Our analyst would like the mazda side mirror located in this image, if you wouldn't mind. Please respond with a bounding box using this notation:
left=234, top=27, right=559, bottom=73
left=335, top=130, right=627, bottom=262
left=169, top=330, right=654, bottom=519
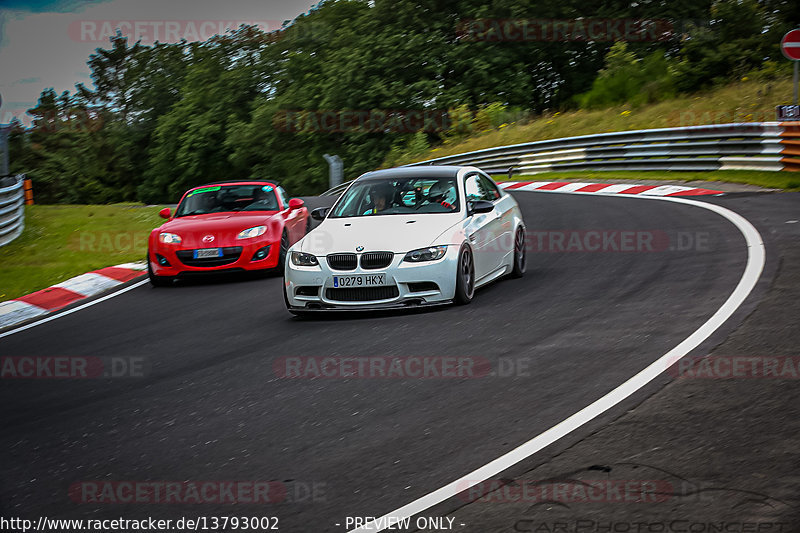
left=289, top=198, right=305, bottom=210
left=311, top=207, right=329, bottom=221
left=159, top=207, right=171, bottom=219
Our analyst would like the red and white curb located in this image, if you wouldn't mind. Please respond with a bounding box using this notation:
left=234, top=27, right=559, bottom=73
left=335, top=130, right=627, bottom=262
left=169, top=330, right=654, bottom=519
left=0, top=262, right=146, bottom=328
left=500, top=181, right=724, bottom=196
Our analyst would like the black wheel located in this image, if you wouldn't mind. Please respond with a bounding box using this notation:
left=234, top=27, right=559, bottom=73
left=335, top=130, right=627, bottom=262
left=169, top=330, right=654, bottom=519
left=454, top=245, right=475, bottom=305
left=147, top=256, right=172, bottom=287
left=275, top=230, right=289, bottom=274
left=510, top=226, right=526, bottom=278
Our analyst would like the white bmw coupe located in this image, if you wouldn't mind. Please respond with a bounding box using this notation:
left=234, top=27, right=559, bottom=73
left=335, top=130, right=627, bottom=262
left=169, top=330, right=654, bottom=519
left=283, top=166, right=526, bottom=314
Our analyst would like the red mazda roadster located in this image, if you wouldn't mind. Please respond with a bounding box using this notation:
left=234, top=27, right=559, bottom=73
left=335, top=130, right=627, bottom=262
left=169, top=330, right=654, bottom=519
left=147, top=180, right=310, bottom=286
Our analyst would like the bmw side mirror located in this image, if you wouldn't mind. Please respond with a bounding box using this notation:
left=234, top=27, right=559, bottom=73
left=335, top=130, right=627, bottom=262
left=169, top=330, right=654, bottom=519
left=469, top=200, right=494, bottom=215
left=159, top=207, right=171, bottom=219
left=311, top=207, right=329, bottom=221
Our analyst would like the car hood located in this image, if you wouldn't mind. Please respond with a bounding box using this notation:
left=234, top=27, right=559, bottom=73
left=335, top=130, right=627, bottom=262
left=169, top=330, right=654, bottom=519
left=298, top=213, right=464, bottom=255
left=159, top=212, right=278, bottom=245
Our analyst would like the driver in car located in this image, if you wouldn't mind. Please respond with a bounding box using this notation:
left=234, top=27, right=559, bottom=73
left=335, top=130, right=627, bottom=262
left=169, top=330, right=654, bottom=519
left=363, top=182, right=394, bottom=215
left=201, top=191, right=221, bottom=213
left=247, top=186, right=278, bottom=211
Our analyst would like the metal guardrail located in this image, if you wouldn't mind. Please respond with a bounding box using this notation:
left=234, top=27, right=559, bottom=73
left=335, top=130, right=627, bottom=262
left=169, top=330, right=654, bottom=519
left=322, top=180, right=353, bottom=197
left=321, top=123, right=800, bottom=196
left=0, top=174, right=26, bottom=248
left=404, top=122, right=800, bottom=175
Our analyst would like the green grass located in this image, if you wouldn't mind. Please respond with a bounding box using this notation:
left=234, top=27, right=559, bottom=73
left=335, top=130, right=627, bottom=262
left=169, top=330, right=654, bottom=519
left=500, top=170, right=800, bottom=190
left=392, top=76, right=796, bottom=174
left=0, top=204, right=165, bottom=301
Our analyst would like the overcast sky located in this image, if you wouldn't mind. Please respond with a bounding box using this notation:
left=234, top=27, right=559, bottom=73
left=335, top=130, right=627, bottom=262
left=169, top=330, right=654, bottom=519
left=0, top=0, right=318, bottom=125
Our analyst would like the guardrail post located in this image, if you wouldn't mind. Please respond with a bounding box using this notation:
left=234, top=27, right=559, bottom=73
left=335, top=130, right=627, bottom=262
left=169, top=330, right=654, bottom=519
left=323, top=154, right=343, bottom=189
left=0, top=174, right=26, bottom=247
left=24, top=178, right=33, bottom=205
left=507, top=165, right=517, bottom=180
left=0, top=125, right=10, bottom=176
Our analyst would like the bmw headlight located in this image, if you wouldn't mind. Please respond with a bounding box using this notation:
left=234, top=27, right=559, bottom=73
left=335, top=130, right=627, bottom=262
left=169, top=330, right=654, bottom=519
left=403, top=245, right=447, bottom=262
left=291, top=251, right=319, bottom=266
left=158, top=232, right=182, bottom=244
left=237, top=226, right=267, bottom=239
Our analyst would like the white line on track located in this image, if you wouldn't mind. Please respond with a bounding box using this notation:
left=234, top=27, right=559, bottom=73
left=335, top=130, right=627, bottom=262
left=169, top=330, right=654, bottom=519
left=348, top=193, right=766, bottom=533
left=0, top=279, right=149, bottom=340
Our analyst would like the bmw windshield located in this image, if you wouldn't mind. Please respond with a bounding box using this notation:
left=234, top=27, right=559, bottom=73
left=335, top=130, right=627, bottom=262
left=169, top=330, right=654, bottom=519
left=329, top=177, right=460, bottom=218
left=175, top=184, right=280, bottom=217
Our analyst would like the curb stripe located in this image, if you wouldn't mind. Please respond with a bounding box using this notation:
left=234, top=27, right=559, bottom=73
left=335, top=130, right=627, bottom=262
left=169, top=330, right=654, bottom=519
left=0, top=262, right=147, bottom=329
left=0, top=300, right=48, bottom=325
left=94, top=266, right=145, bottom=282
left=16, top=287, right=85, bottom=311
left=665, top=187, right=724, bottom=197
left=500, top=181, right=724, bottom=196
left=534, top=182, right=573, bottom=190
left=575, top=183, right=612, bottom=193
left=618, top=185, right=659, bottom=195
left=54, top=273, right=122, bottom=296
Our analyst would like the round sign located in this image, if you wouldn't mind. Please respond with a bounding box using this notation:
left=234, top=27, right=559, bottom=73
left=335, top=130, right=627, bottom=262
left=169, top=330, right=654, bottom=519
left=781, top=29, right=800, bottom=61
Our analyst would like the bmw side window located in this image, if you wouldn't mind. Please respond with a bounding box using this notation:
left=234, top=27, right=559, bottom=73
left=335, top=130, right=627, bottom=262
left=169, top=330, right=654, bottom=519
left=464, top=175, right=483, bottom=203
left=479, top=175, right=501, bottom=201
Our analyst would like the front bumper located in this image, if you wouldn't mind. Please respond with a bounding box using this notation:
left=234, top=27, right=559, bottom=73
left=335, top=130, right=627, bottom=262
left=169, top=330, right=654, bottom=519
left=284, top=247, right=459, bottom=311
left=150, top=238, right=278, bottom=276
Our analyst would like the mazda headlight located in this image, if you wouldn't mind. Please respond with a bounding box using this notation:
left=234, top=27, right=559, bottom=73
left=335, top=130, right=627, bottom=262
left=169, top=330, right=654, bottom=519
left=237, top=226, right=267, bottom=239
left=403, top=245, right=447, bottom=262
left=158, top=232, right=182, bottom=244
left=291, top=251, right=319, bottom=266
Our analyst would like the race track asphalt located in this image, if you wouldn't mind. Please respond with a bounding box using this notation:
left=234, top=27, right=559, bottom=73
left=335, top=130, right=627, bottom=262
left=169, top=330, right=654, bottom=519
left=0, top=191, right=758, bottom=532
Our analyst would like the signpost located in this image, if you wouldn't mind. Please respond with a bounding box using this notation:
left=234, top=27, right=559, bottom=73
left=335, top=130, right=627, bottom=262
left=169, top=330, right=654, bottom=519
left=781, top=29, right=800, bottom=107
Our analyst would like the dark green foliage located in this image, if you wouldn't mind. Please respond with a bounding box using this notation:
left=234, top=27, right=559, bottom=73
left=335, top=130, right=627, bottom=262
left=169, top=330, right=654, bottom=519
left=576, top=42, right=675, bottom=108
left=8, top=0, right=797, bottom=203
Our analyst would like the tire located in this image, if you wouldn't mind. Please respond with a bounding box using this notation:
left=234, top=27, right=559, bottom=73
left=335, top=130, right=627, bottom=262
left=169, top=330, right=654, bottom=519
left=147, top=257, right=173, bottom=287
left=454, top=245, right=475, bottom=305
left=305, top=215, right=312, bottom=235
left=510, top=226, right=526, bottom=278
left=275, top=230, right=289, bottom=275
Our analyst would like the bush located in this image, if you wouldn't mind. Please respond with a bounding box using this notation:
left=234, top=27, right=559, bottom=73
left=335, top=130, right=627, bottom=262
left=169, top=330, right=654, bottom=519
left=576, top=42, right=675, bottom=109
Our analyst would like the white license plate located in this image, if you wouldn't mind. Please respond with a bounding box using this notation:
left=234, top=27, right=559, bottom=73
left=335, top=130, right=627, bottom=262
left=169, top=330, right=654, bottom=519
left=194, top=248, right=222, bottom=259
left=333, top=274, right=388, bottom=287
